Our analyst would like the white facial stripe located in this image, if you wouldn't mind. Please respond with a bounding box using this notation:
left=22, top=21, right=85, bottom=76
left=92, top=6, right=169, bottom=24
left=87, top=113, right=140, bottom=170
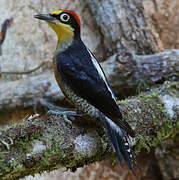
left=88, top=49, right=117, bottom=103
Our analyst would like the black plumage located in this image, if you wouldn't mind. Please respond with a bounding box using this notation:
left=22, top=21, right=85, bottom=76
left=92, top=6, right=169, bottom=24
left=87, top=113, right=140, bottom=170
left=56, top=37, right=135, bottom=137
left=55, top=37, right=137, bottom=172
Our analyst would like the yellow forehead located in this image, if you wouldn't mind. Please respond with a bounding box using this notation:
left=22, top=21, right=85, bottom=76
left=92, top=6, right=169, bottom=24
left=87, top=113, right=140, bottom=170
left=50, top=10, right=62, bottom=15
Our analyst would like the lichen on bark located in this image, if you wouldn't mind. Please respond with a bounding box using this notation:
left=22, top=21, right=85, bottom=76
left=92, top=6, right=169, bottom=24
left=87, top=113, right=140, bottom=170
left=0, top=82, right=178, bottom=180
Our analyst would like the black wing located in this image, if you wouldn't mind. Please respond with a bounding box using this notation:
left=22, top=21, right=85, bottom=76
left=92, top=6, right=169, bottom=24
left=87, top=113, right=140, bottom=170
left=56, top=40, right=135, bottom=137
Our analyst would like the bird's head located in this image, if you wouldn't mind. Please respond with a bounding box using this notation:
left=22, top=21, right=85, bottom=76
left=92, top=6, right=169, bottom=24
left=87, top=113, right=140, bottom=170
left=34, top=10, right=81, bottom=45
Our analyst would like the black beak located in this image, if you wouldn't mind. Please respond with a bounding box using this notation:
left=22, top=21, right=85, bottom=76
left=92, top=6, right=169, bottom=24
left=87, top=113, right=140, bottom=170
left=34, top=14, right=56, bottom=22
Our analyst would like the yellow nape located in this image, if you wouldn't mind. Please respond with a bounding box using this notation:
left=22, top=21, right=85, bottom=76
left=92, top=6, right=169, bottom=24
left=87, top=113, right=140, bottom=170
left=47, top=21, right=74, bottom=46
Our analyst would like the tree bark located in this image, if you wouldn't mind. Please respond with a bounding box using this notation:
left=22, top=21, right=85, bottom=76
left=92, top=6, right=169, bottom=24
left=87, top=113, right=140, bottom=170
left=86, top=0, right=162, bottom=55
left=0, top=81, right=178, bottom=180
left=103, top=49, right=179, bottom=97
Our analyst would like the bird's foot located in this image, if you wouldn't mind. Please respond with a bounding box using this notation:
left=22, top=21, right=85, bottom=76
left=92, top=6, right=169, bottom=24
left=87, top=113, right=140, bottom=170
left=47, top=110, right=82, bottom=126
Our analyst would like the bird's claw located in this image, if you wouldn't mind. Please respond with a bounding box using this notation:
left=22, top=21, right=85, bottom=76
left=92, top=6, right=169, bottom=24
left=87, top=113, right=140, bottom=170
left=46, top=110, right=79, bottom=126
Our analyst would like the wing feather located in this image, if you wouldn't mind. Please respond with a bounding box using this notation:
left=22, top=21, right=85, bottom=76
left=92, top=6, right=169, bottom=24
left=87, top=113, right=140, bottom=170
left=56, top=41, right=135, bottom=137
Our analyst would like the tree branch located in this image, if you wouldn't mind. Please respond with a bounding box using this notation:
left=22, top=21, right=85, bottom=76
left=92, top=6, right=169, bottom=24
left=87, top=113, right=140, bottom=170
left=0, top=62, right=47, bottom=75
left=102, top=49, right=179, bottom=97
left=0, top=18, right=13, bottom=56
left=0, top=81, right=178, bottom=180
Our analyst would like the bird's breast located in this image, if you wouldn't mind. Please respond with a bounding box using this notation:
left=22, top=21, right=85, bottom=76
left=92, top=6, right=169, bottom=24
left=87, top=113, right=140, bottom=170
left=53, top=56, right=69, bottom=98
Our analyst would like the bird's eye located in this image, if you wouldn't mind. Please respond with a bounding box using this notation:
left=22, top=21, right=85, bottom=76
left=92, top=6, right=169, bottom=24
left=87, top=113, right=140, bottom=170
left=60, top=13, right=70, bottom=22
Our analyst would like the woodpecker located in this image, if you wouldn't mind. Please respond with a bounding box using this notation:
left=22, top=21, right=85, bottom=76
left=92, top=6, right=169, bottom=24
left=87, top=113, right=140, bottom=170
left=34, top=10, right=137, bottom=173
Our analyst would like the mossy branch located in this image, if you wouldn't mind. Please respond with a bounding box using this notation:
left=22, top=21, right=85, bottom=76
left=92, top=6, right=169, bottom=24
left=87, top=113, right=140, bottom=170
left=0, top=81, right=178, bottom=180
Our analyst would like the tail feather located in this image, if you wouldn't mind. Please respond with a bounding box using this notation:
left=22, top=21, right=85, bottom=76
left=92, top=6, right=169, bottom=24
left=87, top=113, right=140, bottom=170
left=124, top=135, right=138, bottom=165
left=116, top=132, right=135, bottom=173
left=105, top=116, right=136, bottom=174
left=108, top=124, right=123, bottom=165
